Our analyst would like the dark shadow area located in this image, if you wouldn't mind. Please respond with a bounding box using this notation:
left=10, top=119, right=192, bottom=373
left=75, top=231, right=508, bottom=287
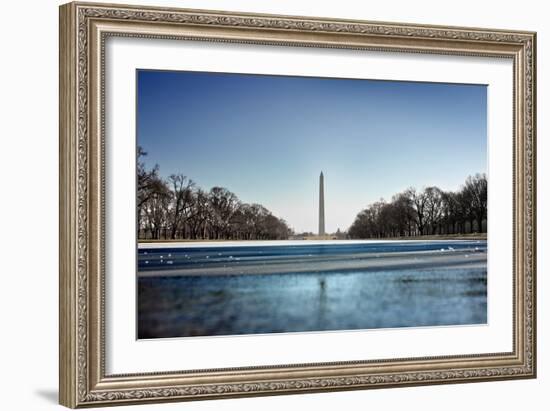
left=35, top=389, right=58, bottom=404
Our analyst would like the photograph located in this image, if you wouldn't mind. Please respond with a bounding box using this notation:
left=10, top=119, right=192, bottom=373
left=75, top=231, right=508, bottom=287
left=56, top=2, right=537, bottom=407
left=136, top=70, right=488, bottom=339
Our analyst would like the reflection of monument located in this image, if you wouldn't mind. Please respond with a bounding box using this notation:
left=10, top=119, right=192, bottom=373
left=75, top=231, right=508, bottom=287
left=319, top=171, right=325, bottom=236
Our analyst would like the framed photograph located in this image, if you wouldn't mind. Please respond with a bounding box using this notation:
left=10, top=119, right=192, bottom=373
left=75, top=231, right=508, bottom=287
left=59, top=2, right=537, bottom=408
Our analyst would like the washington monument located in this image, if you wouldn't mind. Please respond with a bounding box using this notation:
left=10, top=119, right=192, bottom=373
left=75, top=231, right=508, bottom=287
left=318, top=171, right=325, bottom=236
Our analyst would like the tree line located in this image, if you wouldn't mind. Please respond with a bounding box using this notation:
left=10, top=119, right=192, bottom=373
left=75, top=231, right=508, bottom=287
left=348, top=173, right=487, bottom=239
left=137, top=147, right=292, bottom=240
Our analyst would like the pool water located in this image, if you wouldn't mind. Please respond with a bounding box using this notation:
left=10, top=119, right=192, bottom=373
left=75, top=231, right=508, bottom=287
left=137, top=241, right=487, bottom=339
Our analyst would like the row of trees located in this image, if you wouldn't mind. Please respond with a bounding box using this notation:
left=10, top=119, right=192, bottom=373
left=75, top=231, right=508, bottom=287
left=137, top=147, right=292, bottom=240
left=348, top=174, right=487, bottom=239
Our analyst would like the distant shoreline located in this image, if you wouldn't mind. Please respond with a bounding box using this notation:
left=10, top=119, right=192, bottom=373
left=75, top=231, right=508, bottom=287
left=138, top=233, right=487, bottom=244
left=357, top=233, right=487, bottom=241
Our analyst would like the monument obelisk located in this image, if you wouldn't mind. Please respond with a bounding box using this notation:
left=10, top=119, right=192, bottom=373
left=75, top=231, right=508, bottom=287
left=318, top=171, right=325, bottom=236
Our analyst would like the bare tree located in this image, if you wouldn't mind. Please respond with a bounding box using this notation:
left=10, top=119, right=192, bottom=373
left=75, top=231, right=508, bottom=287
left=137, top=146, right=166, bottom=232
left=348, top=201, right=387, bottom=238
left=392, top=192, right=416, bottom=236
left=186, top=189, right=210, bottom=239
left=441, top=191, right=459, bottom=234
left=348, top=173, right=487, bottom=239
left=208, top=187, right=240, bottom=239
left=424, top=186, right=444, bottom=235
left=406, top=188, right=427, bottom=235
left=167, top=174, right=195, bottom=239
left=142, top=183, right=171, bottom=239
left=463, top=173, right=487, bottom=233
left=137, top=148, right=292, bottom=241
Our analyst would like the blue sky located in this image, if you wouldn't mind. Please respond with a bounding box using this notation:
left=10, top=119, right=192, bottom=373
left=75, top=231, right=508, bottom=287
left=137, top=70, right=487, bottom=233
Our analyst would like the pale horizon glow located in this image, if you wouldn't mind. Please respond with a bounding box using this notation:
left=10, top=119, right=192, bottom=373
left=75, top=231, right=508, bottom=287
left=137, top=70, right=487, bottom=233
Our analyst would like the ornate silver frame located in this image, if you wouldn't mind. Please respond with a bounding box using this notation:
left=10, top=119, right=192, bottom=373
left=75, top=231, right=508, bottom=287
left=59, top=2, right=536, bottom=408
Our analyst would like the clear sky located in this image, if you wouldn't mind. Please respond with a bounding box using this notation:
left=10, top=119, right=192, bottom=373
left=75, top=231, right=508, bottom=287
left=137, top=70, right=487, bottom=234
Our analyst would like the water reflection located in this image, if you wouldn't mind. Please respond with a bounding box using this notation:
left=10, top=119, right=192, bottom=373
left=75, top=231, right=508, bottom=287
left=138, top=265, right=487, bottom=339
